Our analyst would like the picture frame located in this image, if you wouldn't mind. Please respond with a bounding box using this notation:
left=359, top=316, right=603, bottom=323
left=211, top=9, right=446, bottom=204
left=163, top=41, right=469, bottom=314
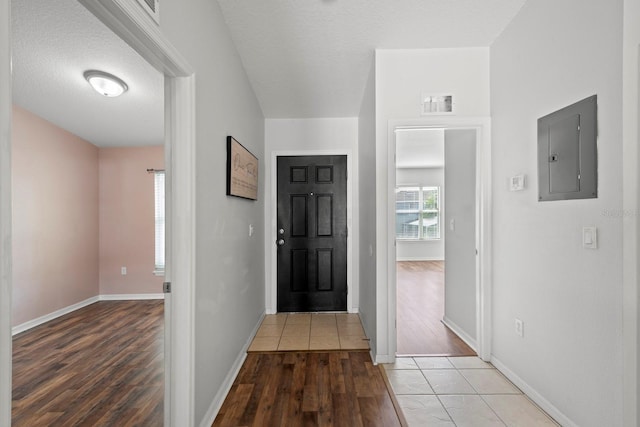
left=226, top=136, right=259, bottom=200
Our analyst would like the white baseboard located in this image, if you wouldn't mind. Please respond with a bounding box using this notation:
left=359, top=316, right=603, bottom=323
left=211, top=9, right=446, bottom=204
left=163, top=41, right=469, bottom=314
left=491, top=356, right=576, bottom=427
left=99, top=293, right=165, bottom=301
left=442, top=316, right=477, bottom=352
left=199, top=311, right=266, bottom=427
left=12, top=293, right=165, bottom=335
left=12, top=296, right=99, bottom=336
left=396, top=257, right=444, bottom=262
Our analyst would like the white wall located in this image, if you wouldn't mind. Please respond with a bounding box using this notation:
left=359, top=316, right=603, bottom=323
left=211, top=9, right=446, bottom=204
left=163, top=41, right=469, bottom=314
left=358, top=61, right=377, bottom=356
left=375, top=47, right=490, bottom=361
left=490, top=1, right=623, bottom=426
left=622, top=1, right=640, bottom=425
left=160, top=1, right=265, bottom=423
left=264, top=118, right=359, bottom=313
left=396, top=167, right=445, bottom=261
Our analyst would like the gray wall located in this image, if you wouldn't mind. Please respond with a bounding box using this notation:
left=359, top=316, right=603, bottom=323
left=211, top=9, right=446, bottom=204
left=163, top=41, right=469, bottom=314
left=357, top=60, right=377, bottom=356
left=443, top=129, right=476, bottom=342
left=161, top=0, right=265, bottom=423
left=491, top=0, right=623, bottom=425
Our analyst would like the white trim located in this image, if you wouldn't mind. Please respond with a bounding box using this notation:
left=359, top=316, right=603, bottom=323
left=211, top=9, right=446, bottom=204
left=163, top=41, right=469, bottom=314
left=99, top=293, right=165, bottom=301
left=441, top=316, right=477, bottom=352
left=396, top=257, right=444, bottom=262
left=198, top=312, right=265, bottom=427
left=78, top=2, right=196, bottom=426
left=268, top=150, right=355, bottom=314
left=0, top=0, right=11, bottom=423
left=386, top=117, right=492, bottom=363
left=11, top=295, right=166, bottom=336
left=12, top=297, right=99, bottom=336
left=491, top=357, right=576, bottom=427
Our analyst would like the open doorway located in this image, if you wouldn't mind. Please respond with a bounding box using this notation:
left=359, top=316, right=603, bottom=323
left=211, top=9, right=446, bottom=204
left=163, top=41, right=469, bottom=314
left=394, top=127, right=480, bottom=357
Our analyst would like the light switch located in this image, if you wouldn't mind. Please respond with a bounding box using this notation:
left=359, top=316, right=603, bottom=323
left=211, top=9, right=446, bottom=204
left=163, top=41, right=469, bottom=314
left=583, top=227, right=597, bottom=249
left=249, top=224, right=254, bottom=237
left=509, top=175, right=525, bottom=191
left=449, top=218, right=455, bottom=231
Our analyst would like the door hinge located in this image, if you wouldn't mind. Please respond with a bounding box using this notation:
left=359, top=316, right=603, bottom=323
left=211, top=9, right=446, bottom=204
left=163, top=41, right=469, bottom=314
left=163, top=282, right=172, bottom=293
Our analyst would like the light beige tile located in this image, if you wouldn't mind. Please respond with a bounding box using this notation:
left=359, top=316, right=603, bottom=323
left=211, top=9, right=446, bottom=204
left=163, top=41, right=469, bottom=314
left=261, top=314, right=287, bottom=325
left=285, top=313, right=311, bottom=325
left=482, top=395, right=560, bottom=426
left=422, top=370, right=476, bottom=395
left=248, top=337, right=280, bottom=352
left=439, top=395, right=506, bottom=426
left=396, top=395, right=454, bottom=426
left=383, top=358, right=419, bottom=370
left=281, top=323, right=310, bottom=337
left=339, top=336, right=370, bottom=350
left=448, top=356, right=493, bottom=369
left=385, top=370, right=434, bottom=395
left=309, top=335, right=340, bottom=350
left=414, top=357, right=455, bottom=370
left=459, top=369, right=521, bottom=394
left=310, top=324, right=338, bottom=337
left=336, top=313, right=361, bottom=324
left=311, top=314, right=337, bottom=326
left=338, top=322, right=365, bottom=336
left=278, top=336, right=309, bottom=351
left=255, top=323, right=285, bottom=337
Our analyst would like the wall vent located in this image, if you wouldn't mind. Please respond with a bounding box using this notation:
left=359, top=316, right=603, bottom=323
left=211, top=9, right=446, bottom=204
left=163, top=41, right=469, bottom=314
left=136, top=0, right=159, bottom=24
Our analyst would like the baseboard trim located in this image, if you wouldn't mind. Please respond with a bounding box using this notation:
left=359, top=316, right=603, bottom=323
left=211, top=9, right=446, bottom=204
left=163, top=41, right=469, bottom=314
left=12, top=296, right=99, bottom=336
left=396, top=257, right=444, bottom=262
left=12, top=294, right=165, bottom=336
left=99, top=293, right=165, bottom=301
left=442, top=316, right=477, bottom=352
left=199, top=311, right=266, bottom=427
left=491, top=356, right=576, bottom=427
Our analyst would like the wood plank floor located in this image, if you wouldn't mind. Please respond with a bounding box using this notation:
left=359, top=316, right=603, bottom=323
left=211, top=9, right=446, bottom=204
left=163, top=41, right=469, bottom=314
left=12, top=300, right=164, bottom=427
left=213, top=351, right=401, bottom=427
left=397, top=261, right=476, bottom=356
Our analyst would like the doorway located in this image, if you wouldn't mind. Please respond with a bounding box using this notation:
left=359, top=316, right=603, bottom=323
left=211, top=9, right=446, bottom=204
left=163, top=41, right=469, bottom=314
left=276, top=155, right=348, bottom=312
left=395, top=128, right=477, bottom=356
left=387, top=118, right=492, bottom=362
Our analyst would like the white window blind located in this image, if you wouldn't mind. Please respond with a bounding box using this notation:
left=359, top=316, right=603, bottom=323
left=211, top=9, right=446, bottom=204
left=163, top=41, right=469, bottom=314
left=395, top=186, right=441, bottom=240
left=154, top=171, right=165, bottom=275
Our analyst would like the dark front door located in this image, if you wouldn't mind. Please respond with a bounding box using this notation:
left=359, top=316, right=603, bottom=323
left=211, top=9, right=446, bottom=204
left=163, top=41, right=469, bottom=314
left=277, top=155, right=347, bottom=312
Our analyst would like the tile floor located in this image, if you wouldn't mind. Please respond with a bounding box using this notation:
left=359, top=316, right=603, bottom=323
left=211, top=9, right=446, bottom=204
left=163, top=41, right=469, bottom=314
left=383, top=356, right=559, bottom=427
left=247, top=312, right=370, bottom=352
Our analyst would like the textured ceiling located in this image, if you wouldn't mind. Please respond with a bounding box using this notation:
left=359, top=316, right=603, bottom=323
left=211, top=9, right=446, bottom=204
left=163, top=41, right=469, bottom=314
left=216, top=0, right=527, bottom=118
left=12, top=0, right=164, bottom=147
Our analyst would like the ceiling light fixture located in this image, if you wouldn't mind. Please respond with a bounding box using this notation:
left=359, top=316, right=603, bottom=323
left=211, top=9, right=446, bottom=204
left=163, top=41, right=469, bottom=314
left=83, top=70, right=128, bottom=97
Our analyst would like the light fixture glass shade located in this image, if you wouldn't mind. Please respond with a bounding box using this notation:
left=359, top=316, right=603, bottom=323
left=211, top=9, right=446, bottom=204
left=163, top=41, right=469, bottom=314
left=84, top=70, right=128, bottom=97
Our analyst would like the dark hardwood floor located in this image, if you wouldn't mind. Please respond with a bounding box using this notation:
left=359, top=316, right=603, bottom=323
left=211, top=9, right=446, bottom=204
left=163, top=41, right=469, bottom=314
left=12, top=300, right=164, bottom=427
left=213, top=351, right=401, bottom=427
left=397, top=260, right=476, bottom=356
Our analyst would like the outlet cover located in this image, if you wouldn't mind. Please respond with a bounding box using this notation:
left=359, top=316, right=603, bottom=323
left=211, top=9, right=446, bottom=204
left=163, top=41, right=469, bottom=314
left=515, top=318, right=524, bottom=337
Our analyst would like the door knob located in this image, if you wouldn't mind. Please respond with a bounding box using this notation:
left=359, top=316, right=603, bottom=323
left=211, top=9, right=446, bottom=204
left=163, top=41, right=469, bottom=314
left=277, top=239, right=285, bottom=246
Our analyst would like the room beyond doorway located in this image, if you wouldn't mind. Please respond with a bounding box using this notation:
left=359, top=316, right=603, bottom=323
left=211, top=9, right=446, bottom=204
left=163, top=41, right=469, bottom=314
left=396, top=261, right=475, bottom=356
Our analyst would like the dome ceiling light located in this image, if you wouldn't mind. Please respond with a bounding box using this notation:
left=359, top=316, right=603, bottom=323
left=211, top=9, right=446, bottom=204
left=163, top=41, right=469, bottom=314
left=84, top=70, right=128, bottom=97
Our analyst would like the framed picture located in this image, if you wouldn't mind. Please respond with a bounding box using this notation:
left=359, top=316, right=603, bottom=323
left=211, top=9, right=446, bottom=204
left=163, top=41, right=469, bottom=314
left=226, top=136, right=258, bottom=200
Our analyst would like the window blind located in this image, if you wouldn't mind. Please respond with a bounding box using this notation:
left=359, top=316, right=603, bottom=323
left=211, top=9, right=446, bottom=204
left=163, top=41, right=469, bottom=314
left=154, top=171, right=165, bottom=274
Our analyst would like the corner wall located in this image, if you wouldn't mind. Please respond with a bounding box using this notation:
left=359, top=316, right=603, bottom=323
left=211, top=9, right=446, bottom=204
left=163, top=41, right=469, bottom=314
left=159, top=1, right=265, bottom=423
left=11, top=105, right=99, bottom=326
left=490, top=1, right=623, bottom=425
left=98, top=146, right=164, bottom=295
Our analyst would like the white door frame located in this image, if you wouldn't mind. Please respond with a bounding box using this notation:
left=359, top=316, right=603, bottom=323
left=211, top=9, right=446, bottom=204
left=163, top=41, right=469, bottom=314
left=0, top=0, right=197, bottom=425
left=268, top=150, right=355, bottom=314
left=387, top=117, right=492, bottom=361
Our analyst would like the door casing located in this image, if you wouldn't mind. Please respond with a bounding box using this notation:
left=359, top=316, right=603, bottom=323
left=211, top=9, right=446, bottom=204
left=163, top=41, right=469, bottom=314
left=269, top=150, right=355, bottom=314
left=386, top=117, right=492, bottom=363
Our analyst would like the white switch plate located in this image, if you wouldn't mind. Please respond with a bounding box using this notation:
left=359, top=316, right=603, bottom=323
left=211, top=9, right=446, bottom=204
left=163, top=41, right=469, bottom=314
left=515, top=318, right=524, bottom=337
left=249, top=224, right=254, bottom=237
left=583, top=226, right=597, bottom=249
left=121, top=266, right=127, bottom=275
left=509, top=174, right=525, bottom=191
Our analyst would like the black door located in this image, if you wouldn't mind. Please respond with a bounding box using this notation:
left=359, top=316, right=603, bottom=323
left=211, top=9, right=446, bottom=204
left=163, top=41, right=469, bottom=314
left=277, top=155, right=347, bottom=312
